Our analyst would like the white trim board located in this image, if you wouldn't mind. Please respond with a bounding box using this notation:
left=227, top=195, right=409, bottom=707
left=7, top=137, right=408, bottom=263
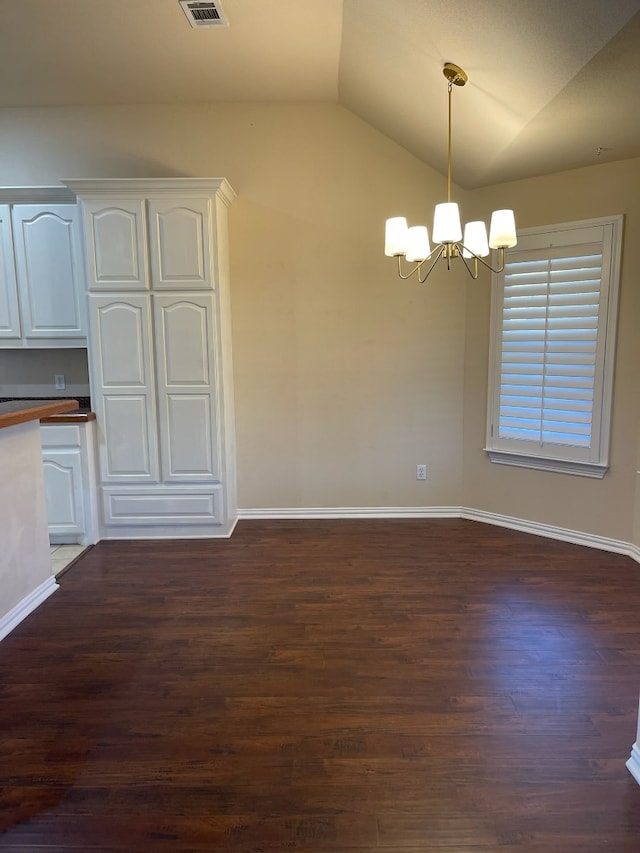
left=238, top=506, right=640, bottom=565
left=0, top=186, right=76, bottom=204
left=461, top=508, right=639, bottom=561
left=627, top=744, right=640, bottom=785
left=238, top=506, right=461, bottom=520
left=0, top=576, right=58, bottom=642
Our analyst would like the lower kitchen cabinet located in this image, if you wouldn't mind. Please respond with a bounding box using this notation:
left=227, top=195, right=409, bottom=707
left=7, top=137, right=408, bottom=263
left=40, top=422, right=98, bottom=545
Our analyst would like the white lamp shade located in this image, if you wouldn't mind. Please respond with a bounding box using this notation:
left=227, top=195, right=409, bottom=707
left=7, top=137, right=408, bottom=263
left=405, top=226, right=431, bottom=263
left=385, top=217, right=409, bottom=256
left=432, top=202, right=462, bottom=244
left=462, top=221, right=489, bottom=258
left=489, top=209, right=517, bottom=249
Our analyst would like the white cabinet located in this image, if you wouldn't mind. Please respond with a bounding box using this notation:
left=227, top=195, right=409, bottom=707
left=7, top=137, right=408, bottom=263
left=153, top=294, right=219, bottom=482
left=0, top=202, right=87, bottom=348
left=148, top=198, right=212, bottom=290
left=88, top=295, right=159, bottom=483
left=12, top=205, right=86, bottom=341
left=41, top=422, right=99, bottom=545
left=81, top=196, right=214, bottom=291
left=81, top=199, right=148, bottom=291
left=66, top=178, right=237, bottom=539
left=0, top=206, right=21, bottom=340
left=43, top=449, right=84, bottom=536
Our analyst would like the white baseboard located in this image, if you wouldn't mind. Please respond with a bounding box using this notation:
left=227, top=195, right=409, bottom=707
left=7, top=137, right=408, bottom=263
left=0, top=576, right=59, bottom=642
left=238, top=505, right=640, bottom=565
left=462, top=507, right=639, bottom=562
left=238, top=506, right=461, bottom=520
left=627, top=744, right=640, bottom=785
left=98, top=514, right=239, bottom=540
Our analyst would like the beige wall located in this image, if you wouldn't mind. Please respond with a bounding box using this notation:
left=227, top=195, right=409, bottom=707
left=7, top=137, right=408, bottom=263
left=463, top=158, right=640, bottom=543
left=0, top=103, right=466, bottom=510
left=0, top=348, right=90, bottom=396
left=4, top=102, right=636, bottom=541
left=634, top=430, right=640, bottom=548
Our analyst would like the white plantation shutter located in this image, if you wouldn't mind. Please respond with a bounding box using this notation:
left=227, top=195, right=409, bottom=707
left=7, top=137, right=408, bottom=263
left=487, top=217, right=623, bottom=478
left=499, top=244, right=602, bottom=447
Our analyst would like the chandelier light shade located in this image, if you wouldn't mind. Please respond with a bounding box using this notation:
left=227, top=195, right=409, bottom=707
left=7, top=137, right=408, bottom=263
left=385, top=62, right=517, bottom=282
left=462, top=221, right=490, bottom=258
left=405, top=226, right=431, bottom=262
left=384, top=216, right=409, bottom=256
left=488, top=209, right=518, bottom=249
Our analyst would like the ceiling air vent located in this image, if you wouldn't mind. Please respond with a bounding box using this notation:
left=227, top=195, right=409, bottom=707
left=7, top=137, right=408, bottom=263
left=179, top=1, right=228, bottom=28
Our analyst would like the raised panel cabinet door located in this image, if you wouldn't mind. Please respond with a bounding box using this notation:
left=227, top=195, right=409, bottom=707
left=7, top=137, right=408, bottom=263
left=153, top=294, right=219, bottom=481
left=0, top=205, right=21, bottom=340
left=11, top=204, right=86, bottom=339
left=81, top=200, right=149, bottom=291
left=148, top=198, right=212, bottom=290
left=89, top=295, right=159, bottom=482
left=42, top=450, right=85, bottom=535
left=102, top=486, right=224, bottom=526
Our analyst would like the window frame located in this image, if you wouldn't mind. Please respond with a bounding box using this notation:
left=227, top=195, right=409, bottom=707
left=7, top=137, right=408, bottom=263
left=485, top=215, right=624, bottom=479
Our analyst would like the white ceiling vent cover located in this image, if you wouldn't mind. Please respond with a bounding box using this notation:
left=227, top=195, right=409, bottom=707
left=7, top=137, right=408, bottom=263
left=179, top=1, right=228, bottom=28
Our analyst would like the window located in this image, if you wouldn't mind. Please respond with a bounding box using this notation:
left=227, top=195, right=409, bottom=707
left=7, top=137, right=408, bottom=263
left=486, top=215, right=623, bottom=478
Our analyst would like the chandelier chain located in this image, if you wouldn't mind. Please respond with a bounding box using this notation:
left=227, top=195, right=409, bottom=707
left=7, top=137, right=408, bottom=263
left=447, top=80, right=453, bottom=203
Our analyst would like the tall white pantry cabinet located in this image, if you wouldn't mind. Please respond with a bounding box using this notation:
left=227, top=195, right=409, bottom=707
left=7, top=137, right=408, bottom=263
left=65, top=178, right=237, bottom=539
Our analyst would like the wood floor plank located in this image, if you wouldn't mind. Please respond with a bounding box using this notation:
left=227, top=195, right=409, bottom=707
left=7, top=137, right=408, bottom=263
left=1, top=519, right=639, bottom=851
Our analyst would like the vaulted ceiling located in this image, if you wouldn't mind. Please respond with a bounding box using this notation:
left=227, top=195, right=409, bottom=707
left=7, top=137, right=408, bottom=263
left=2, top=0, right=639, bottom=187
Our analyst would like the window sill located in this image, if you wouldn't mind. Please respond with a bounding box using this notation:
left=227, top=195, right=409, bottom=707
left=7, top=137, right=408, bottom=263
left=485, top=449, right=608, bottom=479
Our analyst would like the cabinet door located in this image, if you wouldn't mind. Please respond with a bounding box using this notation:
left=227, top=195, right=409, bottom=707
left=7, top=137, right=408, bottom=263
left=42, top=450, right=85, bottom=535
left=149, top=199, right=212, bottom=290
left=153, top=294, right=219, bottom=481
left=0, top=205, right=21, bottom=340
left=11, top=204, right=86, bottom=339
left=82, top=200, right=149, bottom=291
left=89, top=295, right=159, bottom=482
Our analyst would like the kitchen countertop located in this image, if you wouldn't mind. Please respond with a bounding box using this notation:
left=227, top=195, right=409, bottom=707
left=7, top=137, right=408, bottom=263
left=40, top=410, right=96, bottom=423
left=0, top=399, right=79, bottom=430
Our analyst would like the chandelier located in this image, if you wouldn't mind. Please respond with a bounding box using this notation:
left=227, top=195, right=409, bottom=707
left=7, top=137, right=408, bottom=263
left=384, top=62, right=517, bottom=282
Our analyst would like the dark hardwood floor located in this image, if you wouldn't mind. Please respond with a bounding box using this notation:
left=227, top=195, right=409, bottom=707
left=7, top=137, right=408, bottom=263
left=1, top=519, right=639, bottom=851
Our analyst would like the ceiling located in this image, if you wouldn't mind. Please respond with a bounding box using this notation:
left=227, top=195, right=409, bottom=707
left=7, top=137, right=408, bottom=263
left=2, top=0, right=640, bottom=188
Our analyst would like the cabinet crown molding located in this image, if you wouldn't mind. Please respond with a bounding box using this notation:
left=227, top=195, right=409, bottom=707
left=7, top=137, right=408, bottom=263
left=62, top=178, right=236, bottom=207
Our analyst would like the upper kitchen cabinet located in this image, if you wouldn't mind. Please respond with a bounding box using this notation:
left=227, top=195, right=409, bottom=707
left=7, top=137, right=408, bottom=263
left=80, top=199, right=149, bottom=291
left=0, top=201, right=87, bottom=348
left=78, top=187, right=221, bottom=292
left=148, top=198, right=212, bottom=290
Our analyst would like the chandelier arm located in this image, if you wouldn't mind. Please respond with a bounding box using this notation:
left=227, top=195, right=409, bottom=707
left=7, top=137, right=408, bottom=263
left=396, top=252, right=433, bottom=281
left=417, top=246, right=446, bottom=283
left=395, top=242, right=445, bottom=279
left=457, top=245, right=507, bottom=275
left=458, top=248, right=480, bottom=280
left=396, top=255, right=424, bottom=280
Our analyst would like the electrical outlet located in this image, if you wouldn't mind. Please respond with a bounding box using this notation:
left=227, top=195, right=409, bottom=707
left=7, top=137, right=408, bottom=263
left=416, top=464, right=427, bottom=480
left=54, top=374, right=66, bottom=390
